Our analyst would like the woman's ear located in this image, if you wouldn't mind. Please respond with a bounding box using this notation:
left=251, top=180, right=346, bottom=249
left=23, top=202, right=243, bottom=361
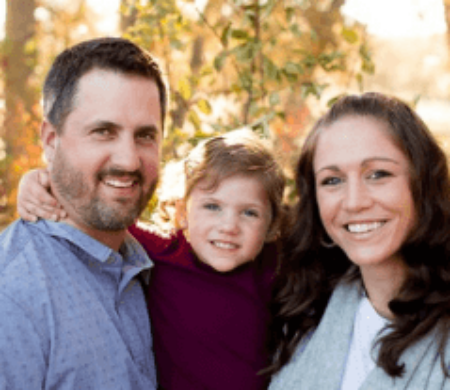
left=41, top=121, right=58, bottom=165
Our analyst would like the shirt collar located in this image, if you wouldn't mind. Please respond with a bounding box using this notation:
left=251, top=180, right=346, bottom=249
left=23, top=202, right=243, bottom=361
left=31, top=220, right=153, bottom=278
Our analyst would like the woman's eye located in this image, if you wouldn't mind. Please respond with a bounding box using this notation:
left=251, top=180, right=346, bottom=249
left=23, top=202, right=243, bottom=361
left=320, top=176, right=342, bottom=186
left=368, top=170, right=392, bottom=180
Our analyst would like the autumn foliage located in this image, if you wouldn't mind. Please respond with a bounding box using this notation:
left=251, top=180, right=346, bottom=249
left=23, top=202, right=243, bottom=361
left=0, top=0, right=375, bottom=226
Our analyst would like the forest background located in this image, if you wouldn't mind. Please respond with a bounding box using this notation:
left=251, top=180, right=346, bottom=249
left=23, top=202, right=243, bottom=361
left=1, top=0, right=450, bottom=228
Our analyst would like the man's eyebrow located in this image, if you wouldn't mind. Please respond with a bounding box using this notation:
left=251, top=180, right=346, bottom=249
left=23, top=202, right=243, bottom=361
left=88, top=120, right=119, bottom=129
left=87, top=121, right=161, bottom=135
left=136, top=124, right=160, bottom=133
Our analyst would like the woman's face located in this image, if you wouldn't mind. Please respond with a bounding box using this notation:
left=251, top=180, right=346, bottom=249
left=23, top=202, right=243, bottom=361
left=313, top=115, right=416, bottom=274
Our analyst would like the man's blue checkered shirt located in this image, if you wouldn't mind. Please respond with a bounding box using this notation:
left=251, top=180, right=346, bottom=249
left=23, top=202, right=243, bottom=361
left=0, top=219, right=157, bottom=389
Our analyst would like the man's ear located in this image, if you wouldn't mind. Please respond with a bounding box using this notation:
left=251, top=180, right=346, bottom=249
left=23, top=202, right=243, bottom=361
left=41, top=120, right=58, bottom=165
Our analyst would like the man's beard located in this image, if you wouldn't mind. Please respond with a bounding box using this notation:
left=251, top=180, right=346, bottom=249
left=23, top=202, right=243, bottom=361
left=51, top=147, right=157, bottom=231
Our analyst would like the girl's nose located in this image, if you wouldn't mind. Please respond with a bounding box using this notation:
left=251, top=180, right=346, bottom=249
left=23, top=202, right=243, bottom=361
left=219, top=211, right=240, bottom=234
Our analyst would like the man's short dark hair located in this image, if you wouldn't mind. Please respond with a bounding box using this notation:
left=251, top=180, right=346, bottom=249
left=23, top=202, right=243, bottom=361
left=43, top=37, right=168, bottom=133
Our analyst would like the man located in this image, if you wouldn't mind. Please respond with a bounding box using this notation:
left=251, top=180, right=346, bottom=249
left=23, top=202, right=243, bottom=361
left=0, top=37, right=167, bottom=389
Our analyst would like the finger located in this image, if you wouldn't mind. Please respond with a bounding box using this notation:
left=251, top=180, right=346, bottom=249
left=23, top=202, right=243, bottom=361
left=38, top=169, right=51, bottom=190
left=33, top=199, right=67, bottom=219
left=28, top=186, right=59, bottom=207
left=18, top=169, right=56, bottom=206
left=22, top=202, right=62, bottom=222
left=17, top=205, right=38, bottom=222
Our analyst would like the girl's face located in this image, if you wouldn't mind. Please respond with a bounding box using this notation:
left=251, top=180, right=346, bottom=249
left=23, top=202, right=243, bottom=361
left=313, top=115, right=416, bottom=276
left=184, top=174, right=273, bottom=272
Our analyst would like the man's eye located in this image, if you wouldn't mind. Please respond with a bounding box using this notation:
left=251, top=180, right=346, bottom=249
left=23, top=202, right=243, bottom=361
left=93, top=128, right=113, bottom=137
left=138, top=131, right=157, bottom=141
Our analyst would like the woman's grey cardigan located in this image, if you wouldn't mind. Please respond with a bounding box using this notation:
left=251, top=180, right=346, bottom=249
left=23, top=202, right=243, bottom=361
left=269, top=280, right=450, bottom=390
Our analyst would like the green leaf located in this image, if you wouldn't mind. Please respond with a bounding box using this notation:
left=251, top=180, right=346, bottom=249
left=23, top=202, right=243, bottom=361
left=249, top=102, right=260, bottom=117
left=282, top=70, right=298, bottom=83
left=197, top=99, right=212, bottom=115
left=178, top=77, right=192, bottom=101
left=327, top=94, right=345, bottom=107
left=263, top=57, right=278, bottom=81
left=188, top=110, right=201, bottom=131
left=200, top=65, right=214, bottom=77
left=238, top=71, right=252, bottom=89
left=285, top=7, right=295, bottom=23
left=284, top=62, right=302, bottom=75
left=169, top=39, right=184, bottom=50
left=261, top=0, right=276, bottom=19
left=276, top=111, right=286, bottom=120
left=234, top=43, right=254, bottom=62
left=342, top=27, right=359, bottom=44
left=318, top=52, right=345, bottom=71
left=301, top=82, right=328, bottom=99
left=231, top=83, right=242, bottom=93
left=214, top=51, right=228, bottom=71
left=290, top=23, right=302, bottom=37
left=411, top=94, right=421, bottom=108
left=303, top=54, right=316, bottom=69
left=361, top=60, right=375, bottom=74
left=221, top=23, right=232, bottom=46
left=356, top=73, right=363, bottom=92
left=269, top=92, right=280, bottom=106
left=231, top=29, right=249, bottom=40
left=360, top=45, right=375, bottom=75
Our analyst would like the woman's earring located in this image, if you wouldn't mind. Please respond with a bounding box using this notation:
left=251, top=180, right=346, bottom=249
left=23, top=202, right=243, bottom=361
left=320, top=233, right=336, bottom=248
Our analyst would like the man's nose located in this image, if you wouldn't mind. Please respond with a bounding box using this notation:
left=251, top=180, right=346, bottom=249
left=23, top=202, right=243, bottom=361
left=112, top=137, right=141, bottom=172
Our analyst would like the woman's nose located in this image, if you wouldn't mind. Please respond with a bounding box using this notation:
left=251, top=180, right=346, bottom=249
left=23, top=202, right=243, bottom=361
left=343, top=180, right=372, bottom=212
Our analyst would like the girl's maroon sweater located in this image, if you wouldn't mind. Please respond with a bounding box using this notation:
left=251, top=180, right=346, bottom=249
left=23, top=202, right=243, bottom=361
left=129, top=224, right=277, bottom=390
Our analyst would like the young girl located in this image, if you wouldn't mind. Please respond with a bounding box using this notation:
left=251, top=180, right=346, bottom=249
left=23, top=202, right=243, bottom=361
left=18, top=130, right=286, bottom=390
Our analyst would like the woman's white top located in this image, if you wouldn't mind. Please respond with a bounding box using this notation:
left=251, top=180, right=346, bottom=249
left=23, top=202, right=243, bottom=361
left=340, top=296, right=389, bottom=390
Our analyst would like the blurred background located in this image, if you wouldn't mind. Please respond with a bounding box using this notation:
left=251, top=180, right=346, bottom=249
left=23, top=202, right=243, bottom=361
left=1, top=0, right=449, bottom=227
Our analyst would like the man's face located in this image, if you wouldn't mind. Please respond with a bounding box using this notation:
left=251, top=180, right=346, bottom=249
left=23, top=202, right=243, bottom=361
left=43, top=69, right=162, bottom=241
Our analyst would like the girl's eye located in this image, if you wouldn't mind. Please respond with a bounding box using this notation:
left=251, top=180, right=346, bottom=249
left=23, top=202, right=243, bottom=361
left=368, top=170, right=392, bottom=180
left=204, top=203, right=220, bottom=211
left=320, top=176, right=342, bottom=186
left=243, top=209, right=259, bottom=218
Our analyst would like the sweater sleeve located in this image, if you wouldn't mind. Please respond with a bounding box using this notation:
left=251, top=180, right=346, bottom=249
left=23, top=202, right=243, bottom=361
left=129, top=223, right=173, bottom=258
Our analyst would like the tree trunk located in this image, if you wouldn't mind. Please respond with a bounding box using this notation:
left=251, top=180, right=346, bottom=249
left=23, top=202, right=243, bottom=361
left=2, top=0, right=38, bottom=220
left=120, top=0, right=139, bottom=33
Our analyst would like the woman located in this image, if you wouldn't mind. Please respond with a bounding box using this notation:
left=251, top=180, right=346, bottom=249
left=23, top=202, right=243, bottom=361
left=268, top=92, right=450, bottom=389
